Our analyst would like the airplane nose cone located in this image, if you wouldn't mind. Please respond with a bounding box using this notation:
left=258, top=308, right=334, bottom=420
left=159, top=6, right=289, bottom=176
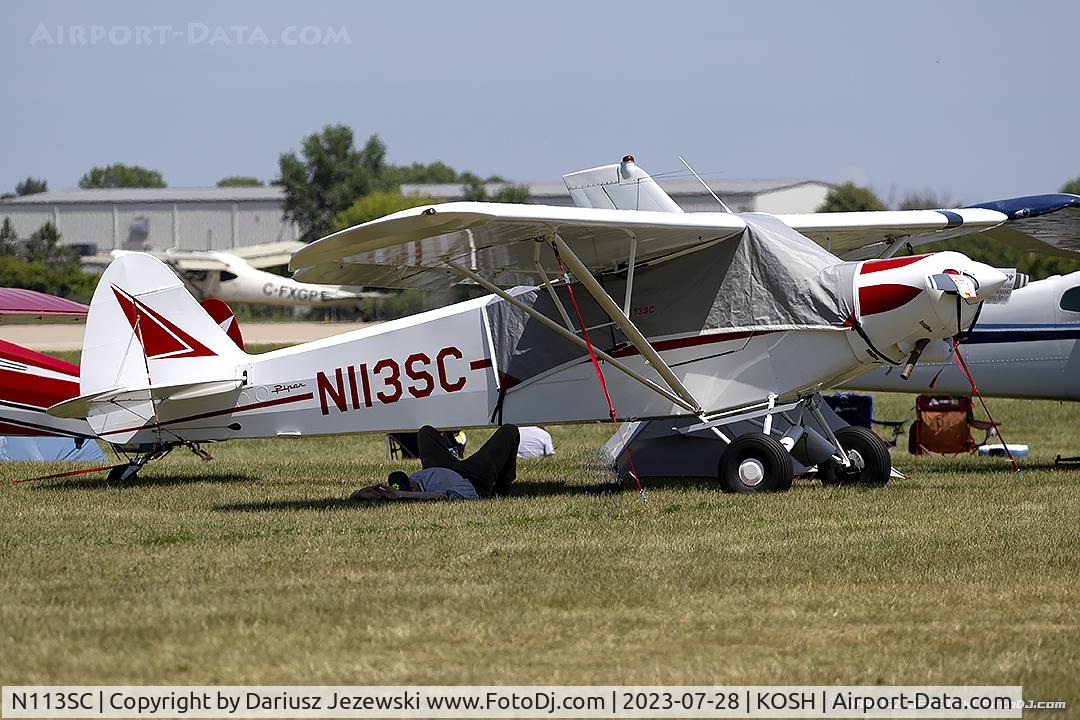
left=967, top=261, right=1009, bottom=302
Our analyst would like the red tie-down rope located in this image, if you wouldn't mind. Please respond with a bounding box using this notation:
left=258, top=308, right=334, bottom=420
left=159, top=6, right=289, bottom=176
left=10, top=464, right=125, bottom=484
left=554, top=248, right=647, bottom=500
left=946, top=337, right=1021, bottom=476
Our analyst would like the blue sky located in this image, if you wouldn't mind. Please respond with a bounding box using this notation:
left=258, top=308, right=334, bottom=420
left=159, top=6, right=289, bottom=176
left=3, top=0, right=1078, bottom=204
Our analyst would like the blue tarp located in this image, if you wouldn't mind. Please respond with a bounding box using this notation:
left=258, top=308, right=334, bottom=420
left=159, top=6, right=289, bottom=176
left=0, top=436, right=105, bottom=461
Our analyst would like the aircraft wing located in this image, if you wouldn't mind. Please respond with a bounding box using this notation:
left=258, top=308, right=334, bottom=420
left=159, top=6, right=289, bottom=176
left=229, top=241, right=306, bottom=268
left=965, top=194, right=1080, bottom=258
left=156, top=250, right=229, bottom=271
left=290, top=202, right=748, bottom=290
left=777, top=208, right=1008, bottom=259
left=778, top=193, right=1080, bottom=260
left=0, top=288, right=88, bottom=324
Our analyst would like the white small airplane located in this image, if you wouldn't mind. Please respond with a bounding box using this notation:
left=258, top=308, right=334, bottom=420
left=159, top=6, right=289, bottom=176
left=49, top=157, right=1051, bottom=492
left=88, top=242, right=378, bottom=308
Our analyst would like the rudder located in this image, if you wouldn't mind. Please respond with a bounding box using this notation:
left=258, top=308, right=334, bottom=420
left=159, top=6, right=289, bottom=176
left=563, top=156, right=684, bottom=213
left=81, top=252, right=248, bottom=398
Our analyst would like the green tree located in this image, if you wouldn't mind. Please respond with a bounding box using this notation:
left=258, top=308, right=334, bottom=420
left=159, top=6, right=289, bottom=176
left=25, top=221, right=78, bottom=266
left=217, top=176, right=263, bottom=187
left=897, top=191, right=955, bottom=210
left=277, top=125, right=375, bottom=242
left=1060, top=176, right=1080, bottom=195
left=15, top=177, right=48, bottom=196
left=817, top=182, right=886, bottom=212
left=490, top=184, right=530, bottom=203
left=79, top=163, right=166, bottom=189
left=359, top=135, right=387, bottom=183
left=331, top=190, right=438, bottom=232
left=0, top=217, right=19, bottom=255
left=0, top=256, right=98, bottom=303
left=460, top=175, right=530, bottom=203
left=382, top=161, right=459, bottom=186
left=460, top=174, right=488, bottom=201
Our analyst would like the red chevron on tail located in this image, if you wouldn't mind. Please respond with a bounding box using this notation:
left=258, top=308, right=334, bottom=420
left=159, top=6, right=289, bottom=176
left=111, top=286, right=217, bottom=359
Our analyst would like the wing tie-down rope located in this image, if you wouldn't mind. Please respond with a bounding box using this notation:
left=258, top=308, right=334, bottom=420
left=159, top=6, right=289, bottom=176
left=553, top=245, right=646, bottom=501
left=930, top=337, right=1020, bottom=476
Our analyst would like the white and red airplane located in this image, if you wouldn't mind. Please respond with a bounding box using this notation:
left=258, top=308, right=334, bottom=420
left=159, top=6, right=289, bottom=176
left=46, top=157, right=1027, bottom=491
left=849, top=268, right=1080, bottom=400
left=0, top=288, right=94, bottom=441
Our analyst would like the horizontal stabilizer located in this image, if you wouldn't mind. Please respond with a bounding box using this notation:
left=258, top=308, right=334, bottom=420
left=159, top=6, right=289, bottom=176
left=48, top=378, right=244, bottom=419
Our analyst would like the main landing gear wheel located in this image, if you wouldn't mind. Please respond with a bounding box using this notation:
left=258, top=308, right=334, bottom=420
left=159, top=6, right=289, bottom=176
left=818, top=426, right=891, bottom=487
left=718, top=433, right=794, bottom=493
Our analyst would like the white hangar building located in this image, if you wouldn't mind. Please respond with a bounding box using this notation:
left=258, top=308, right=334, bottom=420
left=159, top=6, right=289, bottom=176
left=0, top=178, right=829, bottom=255
left=0, top=186, right=299, bottom=254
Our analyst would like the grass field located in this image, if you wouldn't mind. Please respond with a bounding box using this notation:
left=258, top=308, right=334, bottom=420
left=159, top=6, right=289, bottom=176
left=1, top=355, right=1077, bottom=706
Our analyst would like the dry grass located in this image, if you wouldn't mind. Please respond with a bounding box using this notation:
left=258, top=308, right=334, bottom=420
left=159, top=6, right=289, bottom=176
left=0, top=382, right=1077, bottom=704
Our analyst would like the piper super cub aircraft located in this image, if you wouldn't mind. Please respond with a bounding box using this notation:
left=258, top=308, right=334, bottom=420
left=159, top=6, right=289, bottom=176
left=49, top=157, right=1018, bottom=491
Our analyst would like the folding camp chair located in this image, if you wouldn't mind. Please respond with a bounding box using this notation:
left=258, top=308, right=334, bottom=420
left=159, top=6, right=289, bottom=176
left=386, top=430, right=466, bottom=460
left=908, top=395, right=997, bottom=455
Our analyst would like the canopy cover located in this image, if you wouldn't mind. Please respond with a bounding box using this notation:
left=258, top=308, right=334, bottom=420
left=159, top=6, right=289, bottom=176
left=484, top=214, right=857, bottom=388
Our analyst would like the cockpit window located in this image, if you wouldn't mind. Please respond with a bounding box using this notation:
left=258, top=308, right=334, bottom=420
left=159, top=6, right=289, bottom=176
left=1060, top=286, right=1080, bottom=312
left=220, top=271, right=238, bottom=282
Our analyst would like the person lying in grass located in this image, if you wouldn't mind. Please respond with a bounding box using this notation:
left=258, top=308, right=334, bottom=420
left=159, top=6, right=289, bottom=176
left=351, top=424, right=519, bottom=501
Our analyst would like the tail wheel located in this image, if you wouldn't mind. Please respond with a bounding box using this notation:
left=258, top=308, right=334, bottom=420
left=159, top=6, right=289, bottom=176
left=818, top=425, right=891, bottom=486
left=106, top=464, right=141, bottom=483
left=718, top=433, right=794, bottom=493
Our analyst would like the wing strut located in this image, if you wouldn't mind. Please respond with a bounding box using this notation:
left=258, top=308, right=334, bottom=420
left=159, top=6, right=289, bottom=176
left=441, top=258, right=697, bottom=413
left=550, top=234, right=704, bottom=414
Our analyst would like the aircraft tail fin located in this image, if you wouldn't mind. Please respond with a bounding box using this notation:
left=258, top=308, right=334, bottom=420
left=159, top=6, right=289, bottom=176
left=562, top=156, right=684, bottom=213
left=80, top=252, right=248, bottom=402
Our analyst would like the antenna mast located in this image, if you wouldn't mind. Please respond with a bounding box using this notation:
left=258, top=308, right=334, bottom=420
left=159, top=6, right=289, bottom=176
left=678, top=155, right=733, bottom=213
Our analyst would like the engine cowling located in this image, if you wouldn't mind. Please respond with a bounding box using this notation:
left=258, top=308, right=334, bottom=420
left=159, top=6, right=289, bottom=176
left=850, top=251, right=1008, bottom=363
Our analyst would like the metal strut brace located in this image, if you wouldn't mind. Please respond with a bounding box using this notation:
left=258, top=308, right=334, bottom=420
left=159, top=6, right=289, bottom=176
left=806, top=396, right=853, bottom=467
left=550, top=234, right=703, bottom=414
left=533, top=263, right=577, bottom=333
left=623, top=234, right=638, bottom=317
left=441, top=258, right=697, bottom=413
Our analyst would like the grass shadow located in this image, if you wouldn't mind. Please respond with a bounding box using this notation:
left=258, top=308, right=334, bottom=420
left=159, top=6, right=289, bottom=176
left=216, top=497, right=362, bottom=513
left=32, top=472, right=260, bottom=491
left=215, top=476, right=727, bottom=513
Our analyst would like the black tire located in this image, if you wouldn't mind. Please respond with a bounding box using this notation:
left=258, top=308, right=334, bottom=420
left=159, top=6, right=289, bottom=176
left=718, top=433, right=794, bottom=493
left=818, top=426, right=891, bottom=486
